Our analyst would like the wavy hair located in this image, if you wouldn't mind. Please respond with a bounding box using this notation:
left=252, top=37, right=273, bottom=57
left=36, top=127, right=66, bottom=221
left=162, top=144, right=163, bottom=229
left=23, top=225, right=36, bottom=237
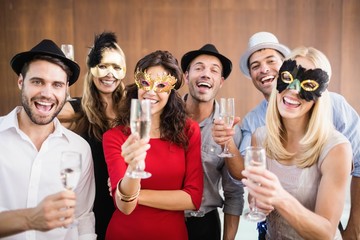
left=264, top=46, right=333, bottom=168
left=115, top=50, right=189, bottom=148
left=74, top=32, right=126, bottom=140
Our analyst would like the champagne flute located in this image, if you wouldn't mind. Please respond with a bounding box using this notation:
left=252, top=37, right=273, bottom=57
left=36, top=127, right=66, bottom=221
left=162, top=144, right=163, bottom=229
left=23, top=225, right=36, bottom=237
left=217, top=98, right=235, bottom=158
left=126, top=99, right=152, bottom=179
left=243, top=146, right=267, bottom=222
left=60, top=151, right=82, bottom=227
left=61, top=44, right=77, bottom=102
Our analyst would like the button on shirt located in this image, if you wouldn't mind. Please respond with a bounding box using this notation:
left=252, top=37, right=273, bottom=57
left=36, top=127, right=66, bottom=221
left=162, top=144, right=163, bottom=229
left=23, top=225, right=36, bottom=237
left=240, top=92, right=360, bottom=177
left=186, top=100, right=244, bottom=217
left=0, top=107, right=96, bottom=240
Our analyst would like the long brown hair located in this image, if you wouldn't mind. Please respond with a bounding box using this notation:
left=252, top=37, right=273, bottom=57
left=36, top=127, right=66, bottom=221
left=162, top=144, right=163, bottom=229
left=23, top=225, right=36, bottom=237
left=115, top=50, right=189, bottom=148
left=74, top=32, right=126, bottom=140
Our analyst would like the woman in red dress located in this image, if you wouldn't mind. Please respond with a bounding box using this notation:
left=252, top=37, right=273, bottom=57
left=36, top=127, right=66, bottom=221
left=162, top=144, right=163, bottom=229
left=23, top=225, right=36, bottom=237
left=103, top=50, right=203, bottom=240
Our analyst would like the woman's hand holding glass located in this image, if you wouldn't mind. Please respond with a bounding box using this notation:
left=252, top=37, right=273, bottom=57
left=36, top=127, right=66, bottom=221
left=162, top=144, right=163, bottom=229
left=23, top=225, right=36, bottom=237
left=242, top=158, right=286, bottom=219
left=241, top=146, right=267, bottom=222
left=125, top=99, right=152, bottom=179
left=121, top=132, right=151, bottom=175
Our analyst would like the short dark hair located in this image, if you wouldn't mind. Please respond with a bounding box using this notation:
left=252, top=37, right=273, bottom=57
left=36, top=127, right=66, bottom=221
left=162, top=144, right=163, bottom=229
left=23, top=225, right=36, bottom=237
left=20, top=55, right=72, bottom=82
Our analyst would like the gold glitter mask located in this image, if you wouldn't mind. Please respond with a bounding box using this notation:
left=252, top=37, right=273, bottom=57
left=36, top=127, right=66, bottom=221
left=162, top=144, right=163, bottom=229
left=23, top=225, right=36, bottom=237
left=134, top=69, right=177, bottom=93
left=90, top=50, right=126, bottom=80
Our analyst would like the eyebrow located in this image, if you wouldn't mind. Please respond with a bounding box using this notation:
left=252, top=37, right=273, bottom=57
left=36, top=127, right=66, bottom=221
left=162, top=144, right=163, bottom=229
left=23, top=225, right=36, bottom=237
left=249, top=55, right=278, bottom=67
left=193, top=61, right=221, bottom=69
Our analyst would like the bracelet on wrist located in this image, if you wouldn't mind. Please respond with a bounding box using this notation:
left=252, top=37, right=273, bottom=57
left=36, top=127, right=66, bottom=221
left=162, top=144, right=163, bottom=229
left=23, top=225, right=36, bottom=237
left=116, top=179, right=140, bottom=202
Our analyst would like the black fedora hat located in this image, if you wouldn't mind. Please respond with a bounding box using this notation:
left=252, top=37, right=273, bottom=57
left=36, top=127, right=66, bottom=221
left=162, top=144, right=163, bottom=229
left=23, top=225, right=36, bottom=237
left=181, top=44, right=232, bottom=79
left=10, top=39, right=80, bottom=86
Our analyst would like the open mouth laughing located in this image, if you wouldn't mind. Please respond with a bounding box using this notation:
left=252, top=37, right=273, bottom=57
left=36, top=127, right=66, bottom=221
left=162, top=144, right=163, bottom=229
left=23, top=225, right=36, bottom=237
left=196, top=81, right=212, bottom=92
left=100, top=79, right=117, bottom=86
left=283, top=96, right=301, bottom=107
left=260, top=75, right=275, bottom=84
left=34, top=100, right=54, bottom=113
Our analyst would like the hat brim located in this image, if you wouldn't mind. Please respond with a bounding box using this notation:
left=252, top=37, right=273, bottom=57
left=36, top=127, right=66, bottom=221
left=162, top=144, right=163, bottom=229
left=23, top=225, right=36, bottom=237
left=181, top=50, right=232, bottom=79
left=239, top=43, right=290, bottom=79
left=11, top=50, right=80, bottom=86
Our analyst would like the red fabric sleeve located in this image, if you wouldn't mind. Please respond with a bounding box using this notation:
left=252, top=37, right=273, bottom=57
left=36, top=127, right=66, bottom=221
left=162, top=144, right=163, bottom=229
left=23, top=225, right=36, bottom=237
left=103, top=126, right=128, bottom=201
left=182, top=119, right=204, bottom=210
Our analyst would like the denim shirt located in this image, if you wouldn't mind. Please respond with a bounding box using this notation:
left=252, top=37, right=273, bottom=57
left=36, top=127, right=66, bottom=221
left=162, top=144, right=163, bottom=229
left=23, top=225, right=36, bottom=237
left=240, top=92, right=360, bottom=177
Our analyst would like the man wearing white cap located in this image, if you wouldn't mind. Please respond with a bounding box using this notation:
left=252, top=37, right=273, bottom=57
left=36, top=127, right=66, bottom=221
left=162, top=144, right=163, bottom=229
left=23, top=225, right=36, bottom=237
left=238, top=32, right=291, bottom=156
left=225, top=31, right=360, bottom=239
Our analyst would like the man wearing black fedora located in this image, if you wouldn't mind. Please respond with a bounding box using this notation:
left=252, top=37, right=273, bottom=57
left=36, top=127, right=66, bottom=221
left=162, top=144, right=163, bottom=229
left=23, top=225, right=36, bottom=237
left=181, top=44, right=244, bottom=240
left=0, top=39, right=96, bottom=239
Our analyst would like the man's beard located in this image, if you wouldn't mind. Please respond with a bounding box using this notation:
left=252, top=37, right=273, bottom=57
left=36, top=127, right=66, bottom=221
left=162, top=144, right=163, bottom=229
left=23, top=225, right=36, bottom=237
left=21, top=92, right=66, bottom=125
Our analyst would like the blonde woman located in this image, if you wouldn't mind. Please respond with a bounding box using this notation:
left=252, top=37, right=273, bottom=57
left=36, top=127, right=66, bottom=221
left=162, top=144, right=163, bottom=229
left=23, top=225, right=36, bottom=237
left=241, top=47, right=352, bottom=239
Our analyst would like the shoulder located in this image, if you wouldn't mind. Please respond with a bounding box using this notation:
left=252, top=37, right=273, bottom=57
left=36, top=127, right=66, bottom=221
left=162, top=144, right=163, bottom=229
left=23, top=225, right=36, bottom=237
left=242, top=100, right=267, bottom=122
left=329, top=91, right=345, bottom=101
left=185, top=118, right=201, bottom=138
left=329, top=91, right=350, bottom=109
left=253, top=126, right=267, bottom=145
left=185, top=118, right=199, bottom=129
left=61, top=126, right=91, bottom=150
left=318, top=130, right=351, bottom=165
left=319, top=132, right=352, bottom=175
left=103, top=125, right=128, bottom=139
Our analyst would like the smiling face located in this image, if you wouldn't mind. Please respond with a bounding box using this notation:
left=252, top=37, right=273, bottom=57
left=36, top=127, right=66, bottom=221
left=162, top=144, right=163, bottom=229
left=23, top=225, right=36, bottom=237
left=277, top=58, right=329, bottom=102
left=276, top=57, right=317, bottom=120
left=185, top=54, right=224, bottom=102
left=91, top=49, right=125, bottom=94
left=18, top=60, right=68, bottom=125
left=249, top=49, right=284, bottom=100
left=137, top=65, right=172, bottom=118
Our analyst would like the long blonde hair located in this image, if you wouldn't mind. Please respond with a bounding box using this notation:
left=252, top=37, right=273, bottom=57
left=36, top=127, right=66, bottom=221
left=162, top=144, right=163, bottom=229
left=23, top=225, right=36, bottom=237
left=264, top=46, right=333, bottom=168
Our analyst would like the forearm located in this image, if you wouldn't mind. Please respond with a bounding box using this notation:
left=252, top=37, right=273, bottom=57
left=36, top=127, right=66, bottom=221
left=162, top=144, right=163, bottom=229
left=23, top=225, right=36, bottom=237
left=225, top=139, right=245, bottom=180
left=0, top=209, right=32, bottom=237
left=223, top=213, right=240, bottom=240
left=115, top=177, right=141, bottom=215
left=343, top=176, right=360, bottom=239
left=139, top=189, right=195, bottom=210
left=275, top=192, right=335, bottom=240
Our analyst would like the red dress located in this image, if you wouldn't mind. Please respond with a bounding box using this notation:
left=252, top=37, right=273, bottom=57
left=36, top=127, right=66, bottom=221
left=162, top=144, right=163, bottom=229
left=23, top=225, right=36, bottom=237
left=103, top=119, right=203, bottom=240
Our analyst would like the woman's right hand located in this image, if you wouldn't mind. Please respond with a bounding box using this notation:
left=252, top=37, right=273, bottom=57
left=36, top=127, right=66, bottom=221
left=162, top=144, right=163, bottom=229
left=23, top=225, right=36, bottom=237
left=121, top=133, right=150, bottom=171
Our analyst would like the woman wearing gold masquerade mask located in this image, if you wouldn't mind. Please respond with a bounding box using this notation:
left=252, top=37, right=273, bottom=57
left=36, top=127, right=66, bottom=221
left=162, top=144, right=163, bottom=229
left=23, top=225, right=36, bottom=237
left=59, top=31, right=126, bottom=239
left=103, top=50, right=203, bottom=240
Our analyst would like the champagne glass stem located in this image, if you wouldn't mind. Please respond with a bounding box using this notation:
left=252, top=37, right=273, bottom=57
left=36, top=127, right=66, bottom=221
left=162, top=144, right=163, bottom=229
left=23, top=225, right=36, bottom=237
left=224, top=142, right=229, bottom=153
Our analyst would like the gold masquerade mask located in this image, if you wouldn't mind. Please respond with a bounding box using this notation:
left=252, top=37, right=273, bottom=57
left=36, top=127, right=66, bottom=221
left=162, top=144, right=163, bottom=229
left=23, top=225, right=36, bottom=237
left=134, top=69, right=177, bottom=93
left=90, top=50, right=126, bottom=80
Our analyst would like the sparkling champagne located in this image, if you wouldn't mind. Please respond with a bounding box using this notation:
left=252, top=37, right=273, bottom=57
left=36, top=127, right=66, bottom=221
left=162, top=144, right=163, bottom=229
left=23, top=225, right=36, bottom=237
left=221, top=115, right=235, bottom=127
left=60, top=168, right=81, bottom=190
left=131, top=119, right=151, bottom=139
